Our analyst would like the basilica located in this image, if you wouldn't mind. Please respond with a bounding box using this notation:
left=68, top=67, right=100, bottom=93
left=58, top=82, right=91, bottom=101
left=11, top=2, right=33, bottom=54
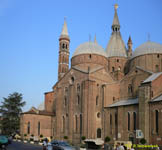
left=20, top=4, right=162, bottom=145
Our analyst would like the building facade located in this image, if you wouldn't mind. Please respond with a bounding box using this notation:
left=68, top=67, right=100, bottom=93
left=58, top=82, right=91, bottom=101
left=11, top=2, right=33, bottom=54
left=20, top=4, right=162, bottom=145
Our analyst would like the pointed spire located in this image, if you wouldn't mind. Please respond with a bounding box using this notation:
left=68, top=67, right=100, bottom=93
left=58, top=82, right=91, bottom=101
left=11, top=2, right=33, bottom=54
left=61, top=17, right=69, bottom=36
left=128, top=36, right=132, bottom=44
left=112, top=4, right=120, bottom=32
left=94, top=34, right=97, bottom=44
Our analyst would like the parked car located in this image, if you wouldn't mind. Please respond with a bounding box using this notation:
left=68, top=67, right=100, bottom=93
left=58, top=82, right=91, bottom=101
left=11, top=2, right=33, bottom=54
left=47, top=140, right=75, bottom=150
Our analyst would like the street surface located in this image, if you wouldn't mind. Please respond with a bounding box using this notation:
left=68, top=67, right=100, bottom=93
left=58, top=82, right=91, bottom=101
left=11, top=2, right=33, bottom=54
left=7, top=141, right=42, bottom=150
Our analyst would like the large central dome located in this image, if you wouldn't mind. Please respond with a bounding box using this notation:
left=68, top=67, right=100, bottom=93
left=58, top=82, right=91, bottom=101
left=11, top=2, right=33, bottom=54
left=131, top=41, right=162, bottom=59
left=72, top=42, right=107, bottom=57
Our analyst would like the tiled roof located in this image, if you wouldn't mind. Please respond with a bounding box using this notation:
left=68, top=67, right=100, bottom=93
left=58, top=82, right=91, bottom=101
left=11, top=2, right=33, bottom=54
left=143, top=72, right=162, bottom=83
left=150, top=94, right=162, bottom=102
left=107, top=98, right=138, bottom=108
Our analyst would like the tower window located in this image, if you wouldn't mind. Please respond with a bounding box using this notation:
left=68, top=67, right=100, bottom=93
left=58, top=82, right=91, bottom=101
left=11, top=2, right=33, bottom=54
left=117, top=59, right=119, bottom=62
left=89, top=54, right=92, bottom=59
left=66, top=44, right=67, bottom=49
left=64, top=97, right=67, bottom=106
left=97, top=112, right=101, bottom=118
left=62, top=43, right=65, bottom=49
left=157, top=54, right=159, bottom=58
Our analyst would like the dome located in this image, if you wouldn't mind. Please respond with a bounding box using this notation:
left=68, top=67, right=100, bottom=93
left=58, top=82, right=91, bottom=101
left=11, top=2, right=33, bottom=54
left=131, top=41, right=162, bottom=59
left=72, top=42, right=107, bottom=57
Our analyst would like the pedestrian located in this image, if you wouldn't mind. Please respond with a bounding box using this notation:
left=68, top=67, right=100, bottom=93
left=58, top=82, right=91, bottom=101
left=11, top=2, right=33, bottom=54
left=116, top=142, right=120, bottom=150
left=103, top=141, right=110, bottom=150
left=119, top=143, right=125, bottom=150
left=43, top=138, right=48, bottom=150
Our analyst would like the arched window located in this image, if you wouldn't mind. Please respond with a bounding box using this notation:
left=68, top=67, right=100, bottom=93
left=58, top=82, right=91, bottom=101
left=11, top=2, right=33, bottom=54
left=66, top=44, right=68, bottom=49
left=112, top=67, right=115, bottom=72
left=97, top=128, right=101, bottom=138
left=115, top=112, right=118, bottom=126
left=133, top=112, right=136, bottom=130
left=96, top=96, right=99, bottom=105
left=27, top=122, right=30, bottom=134
left=80, top=114, right=82, bottom=133
left=156, top=65, right=159, bottom=72
left=97, top=112, right=101, bottom=118
left=77, top=95, right=80, bottom=105
left=62, top=43, right=65, bottom=49
left=62, top=116, right=65, bottom=132
left=75, top=115, right=78, bottom=132
left=64, top=97, right=67, bottom=107
left=128, top=84, right=133, bottom=93
left=128, top=112, right=130, bottom=131
left=77, top=84, right=80, bottom=92
left=110, top=114, right=112, bottom=126
left=155, top=110, right=159, bottom=133
left=38, top=122, right=40, bottom=135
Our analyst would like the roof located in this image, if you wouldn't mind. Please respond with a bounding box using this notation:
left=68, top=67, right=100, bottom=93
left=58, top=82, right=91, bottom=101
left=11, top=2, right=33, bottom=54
left=106, top=5, right=127, bottom=58
left=72, top=42, right=107, bottom=57
left=112, top=4, right=120, bottom=26
left=150, top=94, right=162, bottom=102
left=60, top=19, right=69, bottom=37
left=143, top=72, right=162, bottom=83
left=106, top=32, right=127, bottom=57
left=131, top=41, right=162, bottom=59
left=107, top=98, right=138, bottom=108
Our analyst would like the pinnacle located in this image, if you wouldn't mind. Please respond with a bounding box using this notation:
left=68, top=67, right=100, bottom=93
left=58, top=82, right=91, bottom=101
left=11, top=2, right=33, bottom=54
left=61, top=18, right=69, bottom=36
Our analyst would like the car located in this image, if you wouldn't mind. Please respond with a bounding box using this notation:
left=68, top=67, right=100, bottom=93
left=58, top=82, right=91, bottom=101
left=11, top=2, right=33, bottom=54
left=47, top=140, right=75, bottom=150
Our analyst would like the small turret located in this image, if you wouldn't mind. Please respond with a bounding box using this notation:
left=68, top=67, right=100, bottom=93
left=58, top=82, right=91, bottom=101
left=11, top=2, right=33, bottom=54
left=127, top=36, right=133, bottom=57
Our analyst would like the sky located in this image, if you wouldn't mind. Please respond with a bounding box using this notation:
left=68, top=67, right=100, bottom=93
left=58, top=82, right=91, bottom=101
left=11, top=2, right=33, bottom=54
left=0, top=0, right=162, bottom=112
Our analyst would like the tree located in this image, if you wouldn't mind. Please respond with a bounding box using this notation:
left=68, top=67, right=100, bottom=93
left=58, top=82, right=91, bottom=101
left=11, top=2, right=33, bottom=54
left=104, top=136, right=111, bottom=143
left=0, top=92, right=26, bottom=135
left=140, top=138, right=147, bottom=144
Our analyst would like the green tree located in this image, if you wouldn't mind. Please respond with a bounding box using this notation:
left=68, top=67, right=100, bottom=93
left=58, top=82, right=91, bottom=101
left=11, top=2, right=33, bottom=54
left=0, top=92, right=26, bottom=135
left=140, top=138, right=147, bottom=144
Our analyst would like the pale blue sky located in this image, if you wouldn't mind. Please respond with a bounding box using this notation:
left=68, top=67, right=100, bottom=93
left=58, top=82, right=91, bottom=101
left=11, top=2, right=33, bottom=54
left=0, top=0, right=162, bottom=111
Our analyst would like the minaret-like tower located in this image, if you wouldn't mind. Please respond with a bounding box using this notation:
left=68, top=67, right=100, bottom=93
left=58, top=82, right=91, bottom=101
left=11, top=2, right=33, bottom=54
left=58, top=19, right=70, bottom=80
left=127, top=36, right=133, bottom=57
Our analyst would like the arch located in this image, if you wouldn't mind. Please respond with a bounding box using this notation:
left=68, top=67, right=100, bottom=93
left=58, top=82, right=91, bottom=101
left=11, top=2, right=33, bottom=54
left=97, top=128, right=101, bottom=138
left=62, top=43, right=65, bottom=49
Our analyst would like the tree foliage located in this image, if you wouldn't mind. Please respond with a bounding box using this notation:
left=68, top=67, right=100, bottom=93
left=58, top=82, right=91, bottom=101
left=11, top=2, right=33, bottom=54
left=0, top=92, right=26, bottom=135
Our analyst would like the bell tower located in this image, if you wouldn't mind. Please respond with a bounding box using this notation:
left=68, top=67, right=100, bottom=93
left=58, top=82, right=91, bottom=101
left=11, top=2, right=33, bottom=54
left=58, top=19, right=70, bottom=80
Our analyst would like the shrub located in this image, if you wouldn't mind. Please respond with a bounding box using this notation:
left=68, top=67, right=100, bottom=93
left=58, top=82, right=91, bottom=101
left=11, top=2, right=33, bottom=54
left=64, top=136, right=68, bottom=140
left=80, top=144, right=86, bottom=148
left=104, top=136, right=110, bottom=143
left=140, top=138, right=147, bottom=144
left=40, top=134, right=43, bottom=138
left=24, top=134, right=27, bottom=137
left=81, top=136, right=86, bottom=141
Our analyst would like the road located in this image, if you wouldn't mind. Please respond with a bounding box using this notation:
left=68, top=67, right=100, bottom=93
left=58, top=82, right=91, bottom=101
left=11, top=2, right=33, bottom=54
left=7, top=141, right=43, bottom=150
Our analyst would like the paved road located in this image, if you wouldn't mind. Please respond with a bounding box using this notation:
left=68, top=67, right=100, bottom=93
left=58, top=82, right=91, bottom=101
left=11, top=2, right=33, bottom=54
left=7, top=141, right=43, bottom=150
